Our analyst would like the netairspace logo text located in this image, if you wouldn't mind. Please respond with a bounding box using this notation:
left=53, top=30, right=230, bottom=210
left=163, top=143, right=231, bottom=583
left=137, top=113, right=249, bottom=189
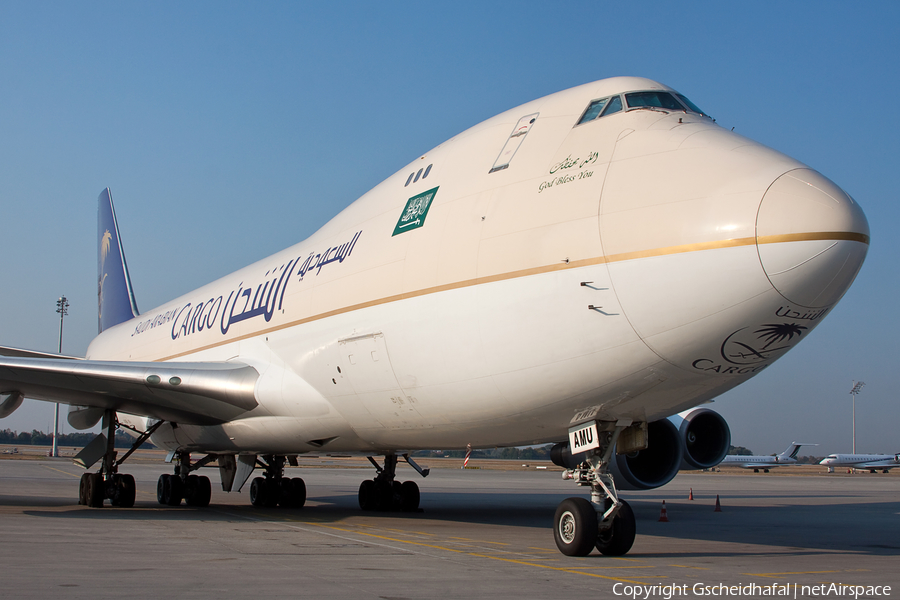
left=613, top=582, right=892, bottom=600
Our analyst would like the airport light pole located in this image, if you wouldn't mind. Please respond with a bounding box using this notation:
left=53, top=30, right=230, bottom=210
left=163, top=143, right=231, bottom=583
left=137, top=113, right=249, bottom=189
left=53, top=296, right=69, bottom=458
left=850, top=380, right=865, bottom=454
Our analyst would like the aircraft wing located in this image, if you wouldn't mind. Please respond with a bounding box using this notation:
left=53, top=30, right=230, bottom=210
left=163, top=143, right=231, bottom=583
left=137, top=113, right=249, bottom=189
left=0, top=355, right=259, bottom=426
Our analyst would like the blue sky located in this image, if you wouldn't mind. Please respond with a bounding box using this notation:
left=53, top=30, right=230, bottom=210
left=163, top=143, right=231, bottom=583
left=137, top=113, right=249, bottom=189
left=1, top=2, right=897, bottom=455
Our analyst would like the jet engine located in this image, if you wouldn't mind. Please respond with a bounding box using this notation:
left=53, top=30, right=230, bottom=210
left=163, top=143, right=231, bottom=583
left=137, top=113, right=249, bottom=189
left=609, top=419, right=683, bottom=490
left=551, top=419, right=684, bottom=490
left=668, top=407, right=731, bottom=470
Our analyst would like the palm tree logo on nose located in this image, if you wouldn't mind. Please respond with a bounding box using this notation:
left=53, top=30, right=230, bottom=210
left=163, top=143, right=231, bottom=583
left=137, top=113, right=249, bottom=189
left=721, top=323, right=808, bottom=365
left=755, top=323, right=807, bottom=349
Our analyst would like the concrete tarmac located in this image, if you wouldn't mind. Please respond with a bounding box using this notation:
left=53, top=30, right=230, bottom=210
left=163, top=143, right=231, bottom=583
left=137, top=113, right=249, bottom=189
left=1, top=456, right=898, bottom=599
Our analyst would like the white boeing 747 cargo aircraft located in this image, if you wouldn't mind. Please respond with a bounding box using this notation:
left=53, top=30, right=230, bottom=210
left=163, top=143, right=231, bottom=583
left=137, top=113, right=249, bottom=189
left=0, top=77, right=869, bottom=557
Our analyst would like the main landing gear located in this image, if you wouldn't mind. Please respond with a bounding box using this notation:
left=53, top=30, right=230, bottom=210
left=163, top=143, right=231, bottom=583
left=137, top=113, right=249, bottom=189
left=248, top=455, right=307, bottom=508
left=358, top=453, right=429, bottom=512
left=76, top=410, right=162, bottom=508
left=156, top=451, right=217, bottom=507
left=553, top=421, right=637, bottom=557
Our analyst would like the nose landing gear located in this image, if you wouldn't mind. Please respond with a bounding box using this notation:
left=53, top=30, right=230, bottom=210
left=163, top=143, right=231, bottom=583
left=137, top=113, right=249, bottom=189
left=554, top=420, right=637, bottom=557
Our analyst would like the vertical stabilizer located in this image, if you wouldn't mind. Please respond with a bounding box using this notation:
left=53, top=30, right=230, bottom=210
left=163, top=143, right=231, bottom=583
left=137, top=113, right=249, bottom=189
left=98, top=188, right=139, bottom=332
left=783, top=442, right=817, bottom=460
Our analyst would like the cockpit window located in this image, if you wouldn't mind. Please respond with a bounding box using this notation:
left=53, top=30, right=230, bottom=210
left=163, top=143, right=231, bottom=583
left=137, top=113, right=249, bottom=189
left=575, top=89, right=710, bottom=128
left=576, top=98, right=609, bottom=125
left=601, top=95, right=622, bottom=117
left=625, top=91, right=684, bottom=111
left=675, top=93, right=708, bottom=117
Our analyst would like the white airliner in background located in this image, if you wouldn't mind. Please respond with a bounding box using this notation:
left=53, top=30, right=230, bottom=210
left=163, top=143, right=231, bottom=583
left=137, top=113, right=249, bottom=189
left=719, top=442, right=816, bottom=472
left=0, top=76, right=869, bottom=557
left=819, top=454, right=900, bottom=473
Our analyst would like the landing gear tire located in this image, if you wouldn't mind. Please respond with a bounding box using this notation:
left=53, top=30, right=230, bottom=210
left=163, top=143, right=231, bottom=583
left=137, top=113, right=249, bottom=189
left=184, top=475, right=212, bottom=507
left=595, top=499, right=636, bottom=557
left=250, top=477, right=277, bottom=508
left=400, top=481, right=420, bottom=512
left=157, top=474, right=184, bottom=506
left=86, top=473, right=105, bottom=508
left=111, top=474, right=136, bottom=508
left=358, top=480, right=377, bottom=510
left=553, top=497, right=598, bottom=557
left=278, top=477, right=306, bottom=508
left=78, top=473, right=91, bottom=505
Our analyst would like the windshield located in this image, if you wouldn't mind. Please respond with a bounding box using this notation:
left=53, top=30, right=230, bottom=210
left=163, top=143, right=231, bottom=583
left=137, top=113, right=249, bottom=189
left=625, top=91, right=684, bottom=111
left=676, top=93, right=708, bottom=117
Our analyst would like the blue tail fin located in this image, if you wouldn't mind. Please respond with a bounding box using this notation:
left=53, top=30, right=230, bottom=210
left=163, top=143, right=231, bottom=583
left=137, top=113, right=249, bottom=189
left=98, top=188, right=139, bottom=332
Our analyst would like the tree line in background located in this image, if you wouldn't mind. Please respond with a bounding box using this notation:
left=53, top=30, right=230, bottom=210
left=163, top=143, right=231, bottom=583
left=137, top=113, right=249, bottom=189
left=0, top=429, right=153, bottom=449
left=413, top=445, right=554, bottom=460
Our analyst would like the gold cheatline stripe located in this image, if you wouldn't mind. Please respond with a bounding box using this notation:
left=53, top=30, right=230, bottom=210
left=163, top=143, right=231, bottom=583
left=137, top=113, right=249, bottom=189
left=158, top=230, right=868, bottom=361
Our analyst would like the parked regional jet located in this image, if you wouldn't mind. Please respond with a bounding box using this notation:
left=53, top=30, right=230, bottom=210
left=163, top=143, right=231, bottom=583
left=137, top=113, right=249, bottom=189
left=0, top=77, right=869, bottom=557
left=719, top=442, right=816, bottom=472
left=819, top=454, right=900, bottom=473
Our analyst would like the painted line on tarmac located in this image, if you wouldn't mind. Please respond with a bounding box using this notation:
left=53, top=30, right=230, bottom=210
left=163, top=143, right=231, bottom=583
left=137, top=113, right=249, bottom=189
left=210, top=507, right=649, bottom=584
left=40, top=464, right=80, bottom=478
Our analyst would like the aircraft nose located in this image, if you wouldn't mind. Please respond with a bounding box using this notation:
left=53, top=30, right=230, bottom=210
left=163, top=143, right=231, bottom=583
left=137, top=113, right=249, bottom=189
left=756, top=169, right=869, bottom=308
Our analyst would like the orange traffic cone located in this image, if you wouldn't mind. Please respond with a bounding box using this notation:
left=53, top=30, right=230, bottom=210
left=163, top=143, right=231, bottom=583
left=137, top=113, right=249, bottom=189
left=714, top=494, right=722, bottom=512
left=689, top=488, right=694, bottom=500
left=658, top=500, right=669, bottom=522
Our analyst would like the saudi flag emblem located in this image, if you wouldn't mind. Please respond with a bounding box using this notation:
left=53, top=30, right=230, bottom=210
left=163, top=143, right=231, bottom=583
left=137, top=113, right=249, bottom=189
left=393, top=186, right=438, bottom=236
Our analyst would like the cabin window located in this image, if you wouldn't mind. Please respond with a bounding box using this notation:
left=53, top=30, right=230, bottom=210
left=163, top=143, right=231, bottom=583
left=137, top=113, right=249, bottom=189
left=404, top=164, right=434, bottom=187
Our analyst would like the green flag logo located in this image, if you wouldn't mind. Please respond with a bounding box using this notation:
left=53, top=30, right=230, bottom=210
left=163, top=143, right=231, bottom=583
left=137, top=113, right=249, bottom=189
left=392, top=186, right=438, bottom=236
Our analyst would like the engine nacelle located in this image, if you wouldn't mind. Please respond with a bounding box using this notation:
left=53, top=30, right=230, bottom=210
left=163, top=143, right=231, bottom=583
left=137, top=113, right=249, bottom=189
left=551, top=419, right=684, bottom=490
left=668, top=407, right=731, bottom=470
left=609, top=419, right=683, bottom=490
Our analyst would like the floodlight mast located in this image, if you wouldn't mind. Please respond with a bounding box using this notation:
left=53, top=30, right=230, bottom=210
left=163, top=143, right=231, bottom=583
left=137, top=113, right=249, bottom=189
left=53, top=296, right=69, bottom=458
left=850, top=381, right=865, bottom=454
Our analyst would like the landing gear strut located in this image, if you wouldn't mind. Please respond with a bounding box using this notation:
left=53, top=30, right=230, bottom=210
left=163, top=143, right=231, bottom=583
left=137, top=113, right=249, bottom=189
left=554, top=420, right=637, bottom=557
left=76, top=410, right=161, bottom=508
left=358, top=453, right=428, bottom=512
left=156, top=451, right=216, bottom=507
left=248, top=455, right=307, bottom=508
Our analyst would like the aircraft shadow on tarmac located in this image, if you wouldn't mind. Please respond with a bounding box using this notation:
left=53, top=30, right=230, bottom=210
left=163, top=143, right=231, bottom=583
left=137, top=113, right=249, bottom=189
left=11, top=491, right=900, bottom=557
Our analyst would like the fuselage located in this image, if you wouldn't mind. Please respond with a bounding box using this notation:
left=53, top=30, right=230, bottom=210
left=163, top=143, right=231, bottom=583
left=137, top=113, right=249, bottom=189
left=819, top=454, right=899, bottom=469
left=721, top=455, right=795, bottom=468
left=85, top=77, right=869, bottom=455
